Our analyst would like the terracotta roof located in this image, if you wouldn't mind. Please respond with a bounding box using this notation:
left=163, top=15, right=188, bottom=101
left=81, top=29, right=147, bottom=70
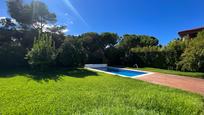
left=178, top=27, right=204, bottom=33
left=178, top=27, right=204, bottom=37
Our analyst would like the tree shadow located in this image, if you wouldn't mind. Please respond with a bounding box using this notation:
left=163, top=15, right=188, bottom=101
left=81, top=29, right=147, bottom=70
left=0, top=68, right=98, bottom=82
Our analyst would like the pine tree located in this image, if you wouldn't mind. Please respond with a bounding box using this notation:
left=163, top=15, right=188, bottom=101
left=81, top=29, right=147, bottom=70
left=25, top=32, right=57, bottom=70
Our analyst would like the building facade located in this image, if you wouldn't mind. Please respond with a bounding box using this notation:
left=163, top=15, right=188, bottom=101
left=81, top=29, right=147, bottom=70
left=178, top=27, right=204, bottom=40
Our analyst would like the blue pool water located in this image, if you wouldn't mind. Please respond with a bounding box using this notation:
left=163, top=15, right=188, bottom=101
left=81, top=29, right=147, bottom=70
left=93, top=67, right=147, bottom=77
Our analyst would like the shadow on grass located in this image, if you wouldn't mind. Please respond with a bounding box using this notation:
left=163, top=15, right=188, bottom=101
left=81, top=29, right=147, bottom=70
left=0, top=68, right=98, bottom=82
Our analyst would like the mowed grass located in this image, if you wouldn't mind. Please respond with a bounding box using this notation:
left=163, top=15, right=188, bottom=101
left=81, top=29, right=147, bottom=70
left=0, top=68, right=203, bottom=114
left=134, top=67, right=204, bottom=79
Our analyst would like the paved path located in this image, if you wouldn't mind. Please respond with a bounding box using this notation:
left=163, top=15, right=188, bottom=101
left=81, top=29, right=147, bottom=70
left=137, top=73, right=204, bottom=95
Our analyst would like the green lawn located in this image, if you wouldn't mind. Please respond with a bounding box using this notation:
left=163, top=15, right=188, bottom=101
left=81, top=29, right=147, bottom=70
left=133, top=67, right=204, bottom=79
left=0, top=68, right=203, bottom=114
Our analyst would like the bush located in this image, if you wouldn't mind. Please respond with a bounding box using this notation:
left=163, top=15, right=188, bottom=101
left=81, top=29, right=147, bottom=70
left=57, top=38, right=86, bottom=67
left=0, top=29, right=29, bottom=68
left=177, top=31, right=204, bottom=72
left=164, top=39, right=189, bottom=70
left=104, top=46, right=124, bottom=66
left=25, top=32, right=57, bottom=70
left=116, top=34, right=160, bottom=67
left=130, top=46, right=166, bottom=68
left=0, top=43, right=27, bottom=68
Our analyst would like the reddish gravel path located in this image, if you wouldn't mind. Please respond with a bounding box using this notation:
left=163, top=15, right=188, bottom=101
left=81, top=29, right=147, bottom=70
left=137, top=73, right=204, bottom=95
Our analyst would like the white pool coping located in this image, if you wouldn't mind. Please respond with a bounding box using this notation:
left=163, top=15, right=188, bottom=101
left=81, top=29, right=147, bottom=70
left=85, top=66, right=154, bottom=78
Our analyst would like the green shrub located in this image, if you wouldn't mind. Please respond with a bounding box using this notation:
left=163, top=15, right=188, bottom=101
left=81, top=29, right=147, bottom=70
left=104, top=46, right=124, bottom=66
left=25, top=32, right=57, bottom=70
left=130, top=46, right=165, bottom=68
left=0, top=42, right=27, bottom=68
left=57, top=38, right=86, bottom=67
left=177, top=31, right=204, bottom=72
left=164, top=39, right=189, bottom=70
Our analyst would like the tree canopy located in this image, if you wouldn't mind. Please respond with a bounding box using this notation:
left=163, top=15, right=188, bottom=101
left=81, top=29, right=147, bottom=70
left=25, top=32, right=57, bottom=70
left=1, top=0, right=204, bottom=72
left=7, top=0, right=56, bottom=30
left=177, top=31, right=204, bottom=72
left=118, top=34, right=159, bottom=50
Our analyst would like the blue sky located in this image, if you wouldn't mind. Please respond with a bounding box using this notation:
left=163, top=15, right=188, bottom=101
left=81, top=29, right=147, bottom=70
left=0, top=0, right=204, bottom=45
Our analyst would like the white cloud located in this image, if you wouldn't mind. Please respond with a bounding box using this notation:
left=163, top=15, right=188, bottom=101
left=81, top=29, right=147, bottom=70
left=0, top=17, right=20, bottom=29
left=33, top=23, right=69, bottom=34
left=62, top=28, right=69, bottom=33
left=0, top=17, right=6, bottom=20
left=12, top=19, right=18, bottom=24
left=0, top=17, right=18, bottom=25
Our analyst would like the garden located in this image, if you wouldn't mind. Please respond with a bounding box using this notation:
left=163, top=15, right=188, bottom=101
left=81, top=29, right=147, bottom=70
left=0, top=0, right=204, bottom=114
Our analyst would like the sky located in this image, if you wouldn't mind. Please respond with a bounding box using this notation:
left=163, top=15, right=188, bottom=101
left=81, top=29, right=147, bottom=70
left=0, top=0, right=204, bottom=45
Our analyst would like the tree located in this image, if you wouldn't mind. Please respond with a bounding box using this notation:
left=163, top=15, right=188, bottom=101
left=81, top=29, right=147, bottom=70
left=0, top=39, right=27, bottom=68
left=0, top=18, right=28, bottom=67
left=57, top=38, right=86, bottom=67
left=7, top=0, right=32, bottom=28
left=78, top=32, right=119, bottom=64
left=139, top=36, right=159, bottom=47
left=79, top=32, right=104, bottom=63
left=4, top=0, right=58, bottom=68
left=25, top=32, right=57, bottom=70
left=100, top=32, right=119, bottom=47
left=115, top=34, right=159, bottom=66
left=104, top=46, right=124, bottom=65
left=177, top=31, right=204, bottom=72
left=31, top=0, right=56, bottom=31
left=118, top=34, right=140, bottom=50
left=118, top=34, right=159, bottom=50
left=164, top=39, right=189, bottom=70
left=7, top=0, right=56, bottom=31
left=80, top=32, right=101, bottom=51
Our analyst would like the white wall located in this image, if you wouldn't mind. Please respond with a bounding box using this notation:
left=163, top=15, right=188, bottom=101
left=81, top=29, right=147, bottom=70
left=85, top=64, right=107, bottom=68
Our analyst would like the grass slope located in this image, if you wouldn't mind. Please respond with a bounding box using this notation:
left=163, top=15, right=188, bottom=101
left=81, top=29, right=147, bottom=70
left=134, top=67, right=204, bottom=79
left=0, top=68, right=203, bottom=114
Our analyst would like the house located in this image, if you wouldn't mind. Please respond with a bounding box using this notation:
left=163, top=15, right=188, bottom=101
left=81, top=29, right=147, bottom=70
left=178, top=27, right=204, bottom=40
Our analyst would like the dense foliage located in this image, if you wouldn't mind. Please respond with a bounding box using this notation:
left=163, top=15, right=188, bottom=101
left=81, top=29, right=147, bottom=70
left=118, top=34, right=159, bottom=50
left=177, top=31, right=204, bottom=72
left=7, top=0, right=56, bottom=30
left=1, top=0, right=204, bottom=72
left=164, top=39, right=189, bottom=70
left=25, top=32, right=57, bottom=69
left=57, top=38, right=85, bottom=67
left=130, top=46, right=165, bottom=68
left=78, top=32, right=119, bottom=64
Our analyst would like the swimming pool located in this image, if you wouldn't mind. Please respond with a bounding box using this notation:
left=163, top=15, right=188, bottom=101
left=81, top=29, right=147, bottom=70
left=85, top=66, right=151, bottom=78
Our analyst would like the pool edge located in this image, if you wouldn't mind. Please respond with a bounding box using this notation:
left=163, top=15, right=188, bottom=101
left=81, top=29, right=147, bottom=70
left=85, top=67, right=154, bottom=78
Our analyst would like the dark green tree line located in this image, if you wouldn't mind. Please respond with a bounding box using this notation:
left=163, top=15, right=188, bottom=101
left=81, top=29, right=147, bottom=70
left=1, top=0, right=204, bottom=72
